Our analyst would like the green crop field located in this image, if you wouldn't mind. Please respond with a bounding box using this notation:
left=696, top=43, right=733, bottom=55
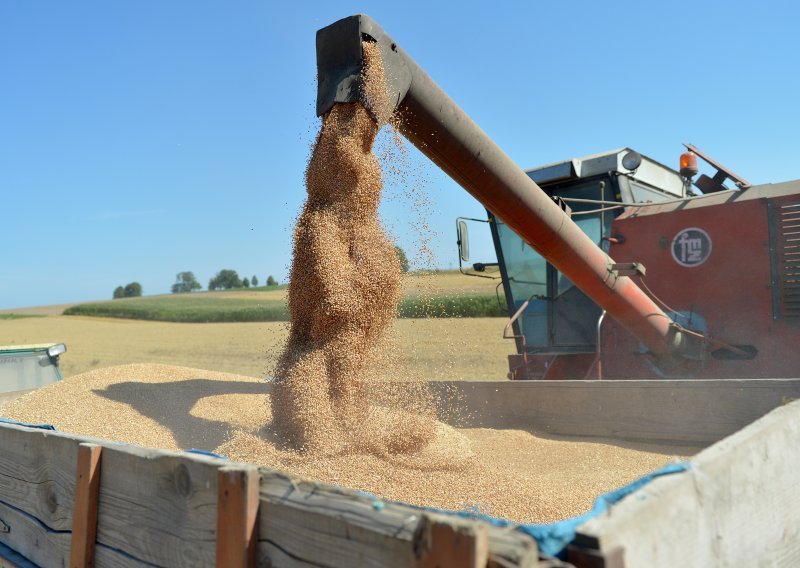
left=63, top=271, right=507, bottom=322
left=64, top=296, right=290, bottom=322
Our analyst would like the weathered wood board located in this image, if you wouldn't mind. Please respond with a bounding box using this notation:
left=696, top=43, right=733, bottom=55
left=257, top=472, right=539, bottom=568
left=430, top=379, right=800, bottom=445
left=0, top=421, right=542, bottom=567
left=578, top=399, right=800, bottom=566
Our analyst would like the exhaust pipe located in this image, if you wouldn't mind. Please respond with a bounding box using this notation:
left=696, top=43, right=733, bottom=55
left=316, top=15, right=689, bottom=357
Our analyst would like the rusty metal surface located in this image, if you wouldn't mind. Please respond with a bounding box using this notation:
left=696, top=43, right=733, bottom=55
left=607, top=193, right=800, bottom=379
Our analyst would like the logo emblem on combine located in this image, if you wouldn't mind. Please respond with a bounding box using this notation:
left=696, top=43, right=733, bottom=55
left=671, top=228, right=712, bottom=267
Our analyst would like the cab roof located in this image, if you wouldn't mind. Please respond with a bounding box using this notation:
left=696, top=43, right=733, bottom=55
left=525, top=148, right=686, bottom=197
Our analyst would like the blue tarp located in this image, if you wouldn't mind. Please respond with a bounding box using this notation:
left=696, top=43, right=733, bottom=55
left=355, top=462, right=691, bottom=557
left=0, top=541, right=37, bottom=568
left=479, top=462, right=690, bottom=557
left=0, top=417, right=55, bottom=431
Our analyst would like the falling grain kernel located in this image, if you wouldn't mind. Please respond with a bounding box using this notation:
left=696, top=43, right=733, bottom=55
left=271, top=40, right=443, bottom=456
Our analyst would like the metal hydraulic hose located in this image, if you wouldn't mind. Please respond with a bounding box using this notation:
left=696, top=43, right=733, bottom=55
left=316, top=15, right=686, bottom=356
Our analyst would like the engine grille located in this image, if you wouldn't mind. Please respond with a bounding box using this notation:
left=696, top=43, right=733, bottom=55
left=775, top=201, right=800, bottom=321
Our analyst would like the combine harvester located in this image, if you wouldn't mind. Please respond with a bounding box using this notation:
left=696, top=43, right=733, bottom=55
left=2, top=14, right=799, bottom=567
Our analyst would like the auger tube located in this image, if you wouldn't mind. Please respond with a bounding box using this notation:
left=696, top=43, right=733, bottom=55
left=316, top=14, right=687, bottom=357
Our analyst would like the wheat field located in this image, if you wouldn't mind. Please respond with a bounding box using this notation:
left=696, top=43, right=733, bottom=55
left=0, top=315, right=515, bottom=380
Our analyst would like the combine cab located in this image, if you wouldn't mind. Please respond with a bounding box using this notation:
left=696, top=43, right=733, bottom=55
left=484, top=149, right=686, bottom=379
left=472, top=146, right=800, bottom=380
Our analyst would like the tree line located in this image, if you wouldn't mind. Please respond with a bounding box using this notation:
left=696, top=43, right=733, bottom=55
left=111, top=271, right=278, bottom=299
left=112, top=282, right=142, bottom=299
left=205, top=270, right=277, bottom=291
left=111, top=247, right=409, bottom=298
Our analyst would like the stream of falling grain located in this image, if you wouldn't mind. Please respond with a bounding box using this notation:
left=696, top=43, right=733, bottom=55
left=271, top=40, right=461, bottom=462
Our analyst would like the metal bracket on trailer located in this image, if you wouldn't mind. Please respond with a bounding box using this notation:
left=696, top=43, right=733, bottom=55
left=566, top=534, right=625, bottom=568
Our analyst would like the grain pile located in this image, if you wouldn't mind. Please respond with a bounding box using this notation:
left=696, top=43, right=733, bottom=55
left=271, top=40, right=442, bottom=457
left=1, top=364, right=692, bottom=523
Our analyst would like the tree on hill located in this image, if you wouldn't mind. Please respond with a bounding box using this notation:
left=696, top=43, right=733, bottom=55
left=112, top=286, right=125, bottom=300
left=123, top=282, right=142, bottom=298
left=171, top=271, right=201, bottom=294
left=208, top=269, right=243, bottom=290
left=242, top=277, right=250, bottom=288
left=395, top=246, right=410, bottom=273
left=266, top=275, right=277, bottom=286
left=251, top=275, right=259, bottom=287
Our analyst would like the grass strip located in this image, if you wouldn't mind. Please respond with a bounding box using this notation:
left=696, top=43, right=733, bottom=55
left=64, top=298, right=288, bottom=323
left=399, top=294, right=506, bottom=318
left=63, top=293, right=506, bottom=322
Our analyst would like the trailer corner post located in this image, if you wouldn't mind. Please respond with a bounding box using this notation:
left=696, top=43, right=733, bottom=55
left=414, top=516, right=490, bottom=568
left=216, top=465, right=260, bottom=567
left=69, top=443, right=103, bottom=568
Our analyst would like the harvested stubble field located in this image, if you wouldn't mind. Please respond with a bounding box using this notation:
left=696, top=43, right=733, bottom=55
left=1, top=363, right=693, bottom=524
left=0, top=313, right=516, bottom=380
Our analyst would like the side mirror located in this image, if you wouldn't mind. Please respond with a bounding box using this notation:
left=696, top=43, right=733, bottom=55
left=456, top=219, right=469, bottom=263
left=47, top=343, right=67, bottom=366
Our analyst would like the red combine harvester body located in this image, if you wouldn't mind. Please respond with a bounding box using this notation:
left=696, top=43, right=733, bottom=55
left=601, top=182, right=800, bottom=380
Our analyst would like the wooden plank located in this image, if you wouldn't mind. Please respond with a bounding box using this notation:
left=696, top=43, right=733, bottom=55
left=92, top=545, right=152, bottom=568
left=429, top=379, right=800, bottom=445
left=0, top=499, right=71, bottom=567
left=258, top=473, right=419, bottom=568
left=415, top=516, right=489, bottom=568
left=0, top=422, right=82, bottom=567
left=257, top=472, right=539, bottom=568
left=216, top=466, right=259, bottom=567
left=0, top=424, right=147, bottom=568
left=0, top=422, right=79, bottom=533
left=578, top=400, right=800, bottom=567
left=70, top=443, right=103, bottom=568
left=0, top=422, right=541, bottom=567
left=0, top=541, right=37, bottom=568
left=94, top=444, right=223, bottom=567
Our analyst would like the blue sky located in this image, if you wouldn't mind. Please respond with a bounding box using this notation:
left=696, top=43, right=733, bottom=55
left=2, top=1, right=798, bottom=309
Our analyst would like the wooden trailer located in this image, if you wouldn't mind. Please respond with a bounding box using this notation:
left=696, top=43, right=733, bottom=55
left=1, top=378, right=799, bottom=567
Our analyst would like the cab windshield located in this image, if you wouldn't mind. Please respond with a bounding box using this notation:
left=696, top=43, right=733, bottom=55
left=493, top=178, right=613, bottom=352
